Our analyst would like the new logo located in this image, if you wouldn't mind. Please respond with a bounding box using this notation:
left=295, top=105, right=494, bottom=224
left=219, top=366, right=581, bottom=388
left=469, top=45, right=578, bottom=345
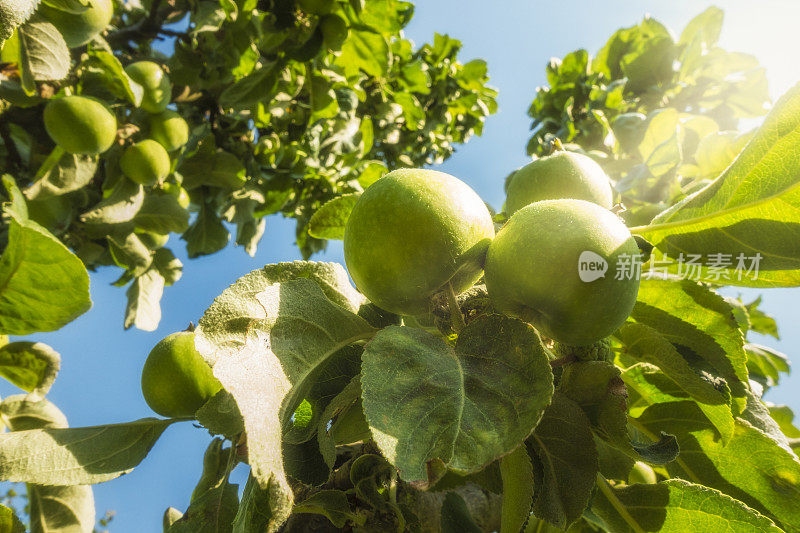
left=578, top=251, right=608, bottom=282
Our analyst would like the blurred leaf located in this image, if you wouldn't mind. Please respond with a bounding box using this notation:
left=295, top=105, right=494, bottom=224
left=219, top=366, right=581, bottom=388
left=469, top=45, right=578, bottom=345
left=0, top=341, right=60, bottom=396
left=635, top=83, right=800, bottom=287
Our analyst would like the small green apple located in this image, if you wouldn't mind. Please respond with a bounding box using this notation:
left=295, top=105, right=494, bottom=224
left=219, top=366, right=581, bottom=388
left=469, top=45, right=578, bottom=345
left=120, top=139, right=171, bottom=186
left=125, top=61, right=172, bottom=113
left=504, top=151, right=613, bottom=215
left=141, top=331, right=222, bottom=418
left=485, top=199, right=640, bottom=346
left=344, top=169, right=495, bottom=316
left=148, top=109, right=189, bottom=151
left=43, top=95, right=117, bottom=155
left=39, top=0, right=113, bottom=47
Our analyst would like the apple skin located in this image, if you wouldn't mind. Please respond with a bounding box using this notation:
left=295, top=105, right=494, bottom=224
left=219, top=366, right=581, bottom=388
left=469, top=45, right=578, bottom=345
left=344, top=169, right=495, bottom=316
left=43, top=95, right=117, bottom=155
left=120, top=139, right=171, bottom=186
left=148, top=110, right=189, bottom=151
left=504, top=152, right=613, bottom=215
left=484, top=199, right=640, bottom=346
left=628, top=461, right=658, bottom=484
left=140, top=331, right=223, bottom=418
left=39, top=0, right=113, bottom=48
left=125, top=61, right=172, bottom=113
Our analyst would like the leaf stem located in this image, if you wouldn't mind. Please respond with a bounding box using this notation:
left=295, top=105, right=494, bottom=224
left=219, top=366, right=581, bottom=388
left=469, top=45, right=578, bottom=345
left=596, top=473, right=645, bottom=533
left=445, top=280, right=466, bottom=333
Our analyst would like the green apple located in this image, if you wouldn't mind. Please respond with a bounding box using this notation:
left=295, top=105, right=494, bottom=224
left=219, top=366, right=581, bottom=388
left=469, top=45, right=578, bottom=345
left=120, top=139, right=171, bottom=186
left=504, top=151, right=613, bottom=215
left=39, top=0, right=113, bottom=48
left=43, top=95, right=117, bottom=155
left=344, top=169, right=495, bottom=316
left=125, top=61, right=172, bottom=113
left=140, top=331, right=223, bottom=418
left=320, top=14, right=348, bottom=51
left=148, top=109, right=189, bottom=151
left=628, top=461, right=658, bottom=484
left=484, top=199, right=640, bottom=346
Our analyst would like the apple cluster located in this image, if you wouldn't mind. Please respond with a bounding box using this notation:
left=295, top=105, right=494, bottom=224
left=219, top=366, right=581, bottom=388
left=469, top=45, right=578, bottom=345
left=343, top=152, right=642, bottom=347
left=43, top=56, right=189, bottom=251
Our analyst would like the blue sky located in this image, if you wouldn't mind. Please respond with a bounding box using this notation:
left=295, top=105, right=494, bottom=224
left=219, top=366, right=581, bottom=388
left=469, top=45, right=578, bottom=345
left=6, top=1, right=800, bottom=530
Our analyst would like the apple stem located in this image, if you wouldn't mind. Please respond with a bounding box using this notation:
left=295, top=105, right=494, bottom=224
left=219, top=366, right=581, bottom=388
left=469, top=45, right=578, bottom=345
left=552, top=138, right=565, bottom=153
left=446, top=281, right=466, bottom=333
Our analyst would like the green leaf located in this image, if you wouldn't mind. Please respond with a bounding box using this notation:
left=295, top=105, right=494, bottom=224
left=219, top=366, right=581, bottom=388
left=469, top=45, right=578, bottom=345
left=85, top=45, right=144, bottom=106
left=29, top=484, right=96, bottom=533
left=1, top=395, right=95, bottom=533
left=593, top=478, right=782, bottom=533
left=527, top=392, right=598, bottom=529
left=0, top=177, right=91, bottom=335
left=168, top=481, right=238, bottom=533
left=194, top=265, right=376, bottom=526
left=40, top=0, right=90, bottom=14
left=0, top=418, right=176, bottom=485
left=638, top=108, right=680, bottom=178
left=558, top=361, right=632, bottom=450
left=231, top=474, right=292, bottom=533
left=182, top=203, right=230, bottom=259
left=632, top=275, right=749, bottom=387
left=746, top=343, right=789, bottom=389
left=769, top=405, right=800, bottom=439
left=153, top=248, right=183, bottom=285
left=618, top=323, right=735, bottom=442
left=18, top=18, right=70, bottom=84
left=219, top=62, right=280, bottom=110
left=0, top=341, right=60, bottom=396
left=0, top=395, right=67, bottom=431
left=744, top=296, right=780, bottom=339
left=0, top=502, right=25, bottom=533
left=80, top=177, right=144, bottom=225
left=634, top=401, right=800, bottom=529
left=678, top=6, right=724, bottom=47
left=108, top=232, right=152, bottom=275
left=361, top=315, right=553, bottom=483
left=124, top=268, right=165, bottom=331
left=316, top=377, right=363, bottom=468
left=634, top=82, right=800, bottom=287
left=25, top=151, right=98, bottom=200
left=181, top=150, right=247, bottom=190
left=440, top=492, right=482, bottom=533
left=307, top=193, right=360, bottom=240
left=196, top=390, right=244, bottom=440
left=293, top=490, right=360, bottom=528
left=336, top=30, right=390, bottom=78
left=134, top=192, right=190, bottom=234
left=499, top=445, right=534, bottom=533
